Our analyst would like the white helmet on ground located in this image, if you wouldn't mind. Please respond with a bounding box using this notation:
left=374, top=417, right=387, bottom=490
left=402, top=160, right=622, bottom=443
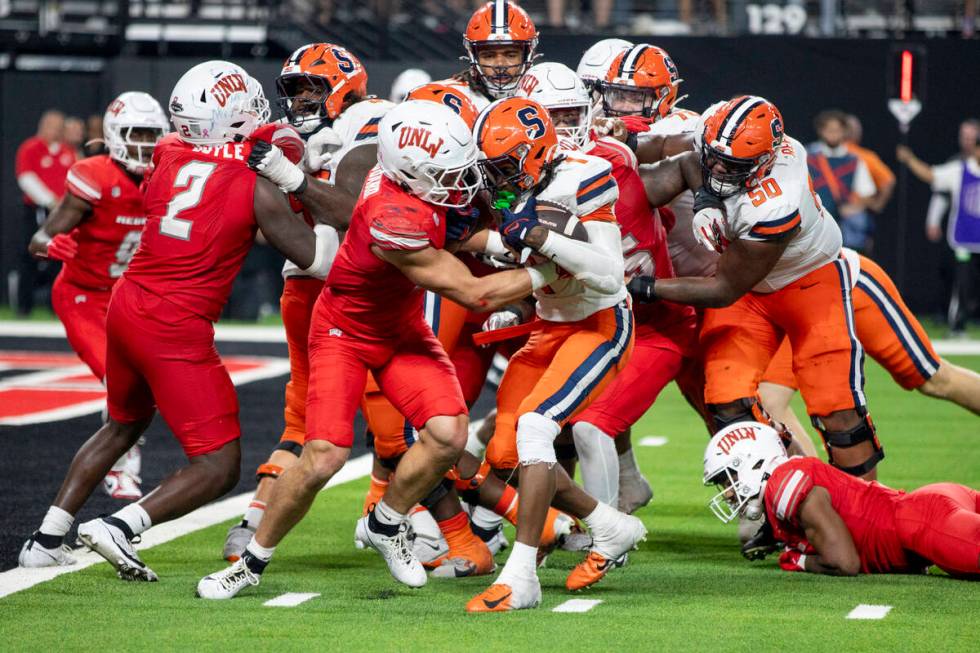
left=390, top=68, right=432, bottom=103
left=377, top=100, right=481, bottom=208
left=703, top=422, right=788, bottom=523
left=577, top=38, right=634, bottom=88
left=168, top=60, right=264, bottom=145
left=515, top=62, right=592, bottom=148
left=103, top=92, right=169, bottom=175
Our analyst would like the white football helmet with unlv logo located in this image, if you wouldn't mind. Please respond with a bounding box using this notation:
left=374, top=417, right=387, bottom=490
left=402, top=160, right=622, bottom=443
left=515, top=62, right=592, bottom=148
left=377, top=100, right=481, bottom=208
left=703, top=422, right=788, bottom=523
left=168, top=60, right=266, bottom=145
left=103, top=91, right=169, bottom=174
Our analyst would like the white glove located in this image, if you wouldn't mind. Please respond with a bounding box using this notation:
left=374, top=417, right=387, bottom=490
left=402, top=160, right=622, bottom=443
left=248, top=141, right=306, bottom=192
left=691, top=206, right=729, bottom=254
left=303, top=126, right=343, bottom=174
left=482, top=307, right=522, bottom=333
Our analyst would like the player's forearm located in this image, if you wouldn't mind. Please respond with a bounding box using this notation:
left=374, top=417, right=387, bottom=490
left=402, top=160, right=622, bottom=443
left=532, top=225, right=624, bottom=294
left=653, top=276, right=740, bottom=308
left=454, top=264, right=554, bottom=313
left=28, top=229, right=51, bottom=258
left=803, top=553, right=859, bottom=576
left=293, top=178, right=353, bottom=230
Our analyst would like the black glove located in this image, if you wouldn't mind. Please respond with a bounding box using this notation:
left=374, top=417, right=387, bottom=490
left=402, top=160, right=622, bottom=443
left=446, top=206, right=480, bottom=242
left=693, top=186, right=725, bottom=214
left=741, top=519, right=780, bottom=561
left=627, top=276, right=657, bottom=303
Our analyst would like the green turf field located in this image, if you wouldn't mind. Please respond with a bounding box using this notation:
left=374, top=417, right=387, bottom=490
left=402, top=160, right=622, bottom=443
left=2, top=356, right=979, bottom=652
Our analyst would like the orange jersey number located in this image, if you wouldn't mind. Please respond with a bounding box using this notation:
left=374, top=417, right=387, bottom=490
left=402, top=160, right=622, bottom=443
left=748, top=178, right=782, bottom=207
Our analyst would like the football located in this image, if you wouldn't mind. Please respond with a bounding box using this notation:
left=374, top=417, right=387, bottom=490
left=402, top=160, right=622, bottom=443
left=535, top=200, right=589, bottom=243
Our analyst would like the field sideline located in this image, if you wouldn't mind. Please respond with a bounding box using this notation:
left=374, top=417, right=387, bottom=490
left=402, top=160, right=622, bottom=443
left=1, top=356, right=979, bottom=651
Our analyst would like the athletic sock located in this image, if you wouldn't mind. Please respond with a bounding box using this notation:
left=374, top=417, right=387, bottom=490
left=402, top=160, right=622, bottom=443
left=36, top=506, right=74, bottom=548
left=242, top=500, right=266, bottom=530
left=492, top=485, right=520, bottom=525
left=362, top=474, right=390, bottom=516
left=497, top=541, right=538, bottom=584
left=369, top=499, right=406, bottom=537
left=464, top=420, right=487, bottom=459
left=438, top=511, right=481, bottom=555
left=619, top=447, right=641, bottom=477
left=112, top=502, right=152, bottom=538
left=243, top=538, right=276, bottom=575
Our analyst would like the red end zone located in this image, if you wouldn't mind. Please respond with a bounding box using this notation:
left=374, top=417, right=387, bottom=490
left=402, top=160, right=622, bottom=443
left=0, top=350, right=289, bottom=425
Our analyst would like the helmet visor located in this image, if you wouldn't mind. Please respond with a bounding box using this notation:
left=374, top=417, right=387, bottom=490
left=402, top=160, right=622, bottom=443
left=421, top=160, right=482, bottom=208
left=601, top=83, right=667, bottom=118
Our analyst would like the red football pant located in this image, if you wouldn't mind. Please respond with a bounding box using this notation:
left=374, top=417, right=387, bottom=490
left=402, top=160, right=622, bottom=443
left=305, top=307, right=467, bottom=448
left=51, top=274, right=111, bottom=381
left=570, top=335, right=683, bottom=436
left=895, top=483, right=980, bottom=578
left=105, top=279, right=240, bottom=457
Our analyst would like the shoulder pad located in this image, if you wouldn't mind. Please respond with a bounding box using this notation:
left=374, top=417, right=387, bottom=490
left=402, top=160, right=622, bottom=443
left=333, top=99, right=395, bottom=148
left=594, top=136, right=638, bottom=173
left=644, top=110, right=700, bottom=138
left=66, top=156, right=110, bottom=203
left=539, top=154, right=618, bottom=218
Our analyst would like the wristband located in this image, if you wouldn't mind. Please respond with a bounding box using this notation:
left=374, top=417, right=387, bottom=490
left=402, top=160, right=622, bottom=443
left=484, top=230, right=509, bottom=257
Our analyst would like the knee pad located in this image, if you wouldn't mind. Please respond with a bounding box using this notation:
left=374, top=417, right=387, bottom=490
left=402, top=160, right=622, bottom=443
left=255, top=463, right=284, bottom=482
left=516, top=412, right=560, bottom=466
left=419, top=478, right=452, bottom=511
left=812, top=412, right=884, bottom=476
left=708, top=396, right=792, bottom=447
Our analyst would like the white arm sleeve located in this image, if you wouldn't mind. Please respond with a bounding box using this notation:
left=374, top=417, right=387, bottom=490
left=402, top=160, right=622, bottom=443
left=536, top=221, right=624, bottom=295
left=17, top=172, right=57, bottom=209
left=931, top=160, right=962, bottom=193
left=925, top=192, right=949, bottom=230
left=300, top=225, right=340, bottom=277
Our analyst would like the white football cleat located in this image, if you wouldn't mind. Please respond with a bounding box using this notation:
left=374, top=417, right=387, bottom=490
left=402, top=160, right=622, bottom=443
left=617, top=469, right=653, bottom=514
left=408, top=508, right=449, bottom=564
left=223, top=523, right=255, bottom=562
left=354, top=515, right=426, bottom=588
left=197, top=558, right=260, bottom=600
left=18, top=535, right=76, bottom=568
left=77, top=518, right=157, bottom=581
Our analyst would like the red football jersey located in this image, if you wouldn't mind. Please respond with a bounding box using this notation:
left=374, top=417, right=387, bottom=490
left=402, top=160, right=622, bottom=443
left=15, top=136, right=75, bottom=205
left=586, top=137, right=697, bottom=355
left=764, top=456, right=914, bottom=573
left=125, top=133, right=260, bottom=321
left=62, top=155, right=146, bottom=290
left=322, top=167, right=448, bottom=341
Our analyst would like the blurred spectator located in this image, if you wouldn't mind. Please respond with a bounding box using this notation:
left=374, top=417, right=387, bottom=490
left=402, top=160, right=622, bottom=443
left=679, top=0, right=727, bottom=33
left=845, top=114, right=896, bottom=213
left=390, top=68, right=432, bottom=102
left=807, top=109, right=877, bottom=253
left=897, top=121, right=980, bottom=335
left=14, top=110, right=76, bottom=315
left=548, top=0, right=614, bottom=29
left=84, top=113, right=107, bottom=157
left=64, top=116, right=86, bottom=159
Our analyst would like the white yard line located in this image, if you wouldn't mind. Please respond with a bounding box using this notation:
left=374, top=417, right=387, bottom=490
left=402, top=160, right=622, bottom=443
left=846, top=604, right=892, bottom=620
left=0, top=321, right=287, bottom=343
left=639, top=436, right=669, bottom=447
left=552, top=598, right=602, bottom=613
left=264, top=592, right=321, bottom=607
left=0, top=453, right=372, bottom=600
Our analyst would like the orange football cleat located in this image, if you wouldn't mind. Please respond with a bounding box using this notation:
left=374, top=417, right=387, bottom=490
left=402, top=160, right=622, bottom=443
left=467, top=576, right=541, bottom=612
left=466, top=583, right=515, bottom=613
left=565, top=551, right=625, bottom=591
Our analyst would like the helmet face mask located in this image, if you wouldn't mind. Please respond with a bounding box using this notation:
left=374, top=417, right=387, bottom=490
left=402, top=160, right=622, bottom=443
left=469, top=41, right=534, bottom=97
left=549, top=106, right=590, bottom=147
left=478, top=145, right=529, bottom=196
left=601, top=83, right=667, bottom=118
left=276, top=74, right=332, bottom=131
left=104, top=91, right=169, bottom=175
left=702, top=422, right=788, bottom=524
left=119, top=126, right=165, bottom=170
left=276, top=43, right=368, bottom=134
left=464, top=1, right=539, bottom=100
left=700, top=142, right=768, bottom=198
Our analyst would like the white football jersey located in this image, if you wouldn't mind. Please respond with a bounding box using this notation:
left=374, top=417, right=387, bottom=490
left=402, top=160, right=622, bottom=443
left=638, top=108, right=718, bottom=277
left=282, top=99, right=393, bottom=280
left=532, top=152, right=627, bottom=322
left=720, top=136, right=842, bottom=292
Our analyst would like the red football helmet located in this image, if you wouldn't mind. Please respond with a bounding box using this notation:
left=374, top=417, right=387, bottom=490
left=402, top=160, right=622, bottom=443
left=698, top=96, right=785, bottom=197
left=276, top=43, right=368, bottom=133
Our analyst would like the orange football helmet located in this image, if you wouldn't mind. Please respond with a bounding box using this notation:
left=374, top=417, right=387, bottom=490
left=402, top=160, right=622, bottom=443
left=601, top=44, right=683, bottom=121
left=475, top=97, right=558, bottom=196
left=276, top=43, right=368, bottom=133
left=464, top=1, right=539, bottom=98
left=406, top=82, right=479, bottom=129
left=698, top=96, right=785, bottom=197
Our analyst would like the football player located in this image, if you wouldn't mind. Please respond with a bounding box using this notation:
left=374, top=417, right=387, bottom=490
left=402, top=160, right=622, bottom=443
left=514, top=62, right=697, bottom=514
left=19, top=61, right=336, bottom=578
left=637, top=96, right=884, bottom=481
left=222, top=43, right=393, bottom=562
left=197, top=100, right=560, bottom=599
left=466, top=97, right=646, bottom=612
left=705, top=422, right=980, bottom=578
left=26, top=92, right=168, bottom=502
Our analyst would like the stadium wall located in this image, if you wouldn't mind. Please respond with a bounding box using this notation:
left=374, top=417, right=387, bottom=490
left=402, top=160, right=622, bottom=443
left=2, top=37, right=975, bottom=315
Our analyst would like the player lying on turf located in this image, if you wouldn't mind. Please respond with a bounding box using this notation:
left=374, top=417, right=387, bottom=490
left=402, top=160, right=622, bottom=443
left=26, top=92, right=169, bottom=502
left=513, top=61, right=697, bottom=514
left=704, top=422, right=980, bottom=578
left=197, top=99, right=561, bottom=599
left=467, top=97, right=646, bottom=613
left=19, top=60, right=336, bottom=579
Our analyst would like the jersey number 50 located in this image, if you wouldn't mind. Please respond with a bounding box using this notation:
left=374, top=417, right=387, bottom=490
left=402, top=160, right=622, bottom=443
left=160, top=161, right=217, bottom=240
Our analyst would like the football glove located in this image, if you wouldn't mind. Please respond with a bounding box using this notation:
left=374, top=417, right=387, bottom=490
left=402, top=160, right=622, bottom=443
left=499, top=196, right=540, bottom=252
left=248, top=141, right=307, bottom=193
left=482, top=307, right=522, bottom=333
left=302, top=126, right=343, bottom=174
left=778, top=547, right=807, bottom=572
left=691, top=187, right=728, bottom=254
left=626, top=275, right=657, bottom=303
left=44, top=233, right=79, bottom=261
left=446, top=206, right=480, bottom=242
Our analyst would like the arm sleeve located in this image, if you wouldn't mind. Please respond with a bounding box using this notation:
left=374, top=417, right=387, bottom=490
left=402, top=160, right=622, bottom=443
left=536, top=219, right=625, bottom=294
left=17, top=172, right=57, bottom=208
left=931, top=160, right=962, bottom=193
left=925, top=192, right=949, bottom=229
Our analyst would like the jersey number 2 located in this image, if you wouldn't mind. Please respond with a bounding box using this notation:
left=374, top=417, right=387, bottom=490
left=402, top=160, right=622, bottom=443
left=160, top=161, right=217, bottom=240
